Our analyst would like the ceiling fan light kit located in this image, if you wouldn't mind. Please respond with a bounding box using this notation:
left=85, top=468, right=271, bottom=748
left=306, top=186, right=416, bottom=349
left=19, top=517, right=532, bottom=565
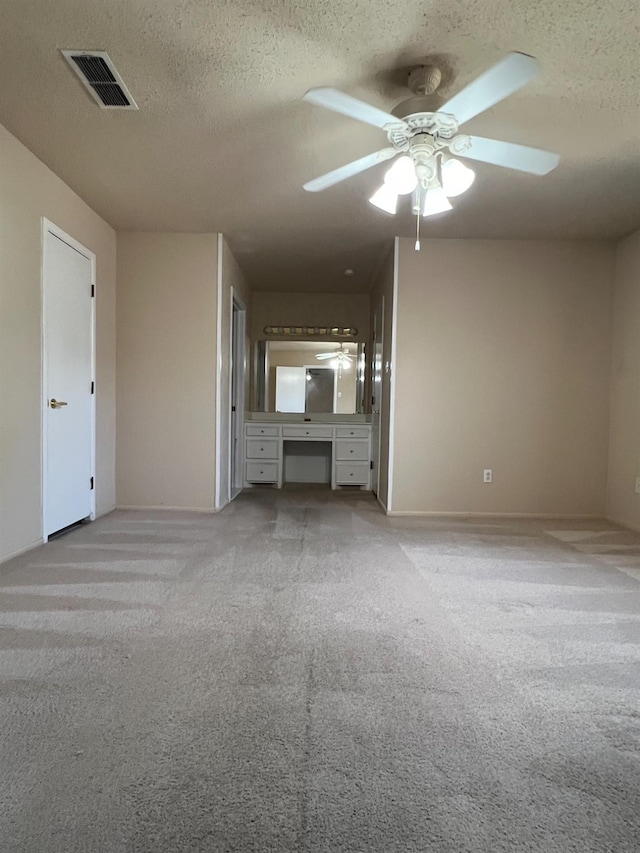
left=302, top=51, right=560, bottom=250
left=315, top=344, right=356, bottom=372
left=369, top=183, right=399, bottom=215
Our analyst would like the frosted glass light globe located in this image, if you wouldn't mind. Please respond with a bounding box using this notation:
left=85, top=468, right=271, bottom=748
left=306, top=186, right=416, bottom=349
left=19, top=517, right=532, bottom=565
left=441, top=158, right=475, bottom=198
left=384, top=156, right=418, bottom=195
left=369, top=183, right=398, bottom=214
left=422, top=186, right=453, bottom=216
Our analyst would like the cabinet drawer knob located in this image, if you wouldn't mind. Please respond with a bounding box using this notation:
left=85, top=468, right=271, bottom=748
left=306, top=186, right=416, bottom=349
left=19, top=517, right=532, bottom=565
left=350, top=449, right=354, bottom=453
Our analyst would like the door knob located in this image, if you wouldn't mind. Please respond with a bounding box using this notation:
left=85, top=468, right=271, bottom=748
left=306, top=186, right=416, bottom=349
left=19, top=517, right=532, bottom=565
left=50, top=398, right=68, bottom=409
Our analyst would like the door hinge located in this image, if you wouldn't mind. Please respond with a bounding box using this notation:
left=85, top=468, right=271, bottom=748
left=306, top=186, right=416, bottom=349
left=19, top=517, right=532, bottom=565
left=231, top=405, right=236, bottom=412
left=371, top=396, right=375, bottom=406
left=91, top=284, right=95, bottom=297
left=91, top=381, right=95, bottom=394
left=90, top=476, right=94, bottom=490
left=370, top=460, right=374, bottom=470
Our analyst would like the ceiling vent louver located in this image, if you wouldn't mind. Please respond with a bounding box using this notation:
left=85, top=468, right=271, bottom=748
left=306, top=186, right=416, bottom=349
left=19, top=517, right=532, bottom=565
left=61, top=50, right=138, bottom=110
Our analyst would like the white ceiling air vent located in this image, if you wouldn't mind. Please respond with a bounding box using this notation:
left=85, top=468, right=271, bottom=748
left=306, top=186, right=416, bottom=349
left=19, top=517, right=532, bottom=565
left=61, top=50, right=138, bottom=110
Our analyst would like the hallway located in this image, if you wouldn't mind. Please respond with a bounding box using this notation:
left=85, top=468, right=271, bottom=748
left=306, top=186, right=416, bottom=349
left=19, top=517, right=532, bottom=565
left=1, top=491, right=640, bottom=851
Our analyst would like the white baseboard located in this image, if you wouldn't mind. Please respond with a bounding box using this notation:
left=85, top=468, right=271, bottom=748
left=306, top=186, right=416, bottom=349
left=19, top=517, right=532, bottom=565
left=385, top=510, right=604, bottom=520
left=0, top=537, right=45, bottom=566
left=375, top=493, right=388, bottom=513
left=95, top=505, right=116, bottom=519
left=604, top=515, right=640, bottom=533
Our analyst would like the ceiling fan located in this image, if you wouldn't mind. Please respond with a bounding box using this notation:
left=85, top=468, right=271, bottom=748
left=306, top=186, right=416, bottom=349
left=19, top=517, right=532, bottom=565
left=302, top=52, right=560, bottom=245
left=315, top=344, right=355, bottom=369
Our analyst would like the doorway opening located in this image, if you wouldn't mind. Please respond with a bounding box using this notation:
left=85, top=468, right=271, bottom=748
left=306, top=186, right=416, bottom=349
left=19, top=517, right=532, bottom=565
left=230, top=292, right=247, bottom=501
left=304, top=367, right=336, bottom=413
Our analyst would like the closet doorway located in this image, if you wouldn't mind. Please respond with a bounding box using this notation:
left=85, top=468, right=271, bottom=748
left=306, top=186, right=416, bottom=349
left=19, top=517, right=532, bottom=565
left=42, top=221, right=96, bottom=537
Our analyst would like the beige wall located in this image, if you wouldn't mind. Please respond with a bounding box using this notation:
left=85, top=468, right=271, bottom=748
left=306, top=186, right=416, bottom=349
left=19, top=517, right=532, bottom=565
left=369, top=243, right=396, bottom=509
left=251, top=292, right=370, bottom=342
left=607, top=230, right=640, bottom=531
left=217, top=236, right=251, bottom=508
left=392, top=238, right=615, bottom=515
left=0, top=124, right=116, bottom=563
left=116, top=233, right=218, bottom=509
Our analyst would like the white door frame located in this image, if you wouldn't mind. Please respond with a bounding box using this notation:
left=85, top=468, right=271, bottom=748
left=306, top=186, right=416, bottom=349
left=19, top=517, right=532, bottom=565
left=229, top=288, right=247, bottom=501
left=371, top=296, right=384, bottom=498
left=41, top=218, right=96, bottom=541
left=386, top=236, right=400, bottom=512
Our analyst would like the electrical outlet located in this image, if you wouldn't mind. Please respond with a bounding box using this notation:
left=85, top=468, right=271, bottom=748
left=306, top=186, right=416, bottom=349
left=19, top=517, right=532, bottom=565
left=635, top=477, right=640, bottom=495
left=483, top=469, right=493, bottom=484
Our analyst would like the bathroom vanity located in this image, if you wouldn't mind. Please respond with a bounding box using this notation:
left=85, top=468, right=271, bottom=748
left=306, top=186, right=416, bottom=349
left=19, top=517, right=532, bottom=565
left=244, top=418, right=372, bottom=490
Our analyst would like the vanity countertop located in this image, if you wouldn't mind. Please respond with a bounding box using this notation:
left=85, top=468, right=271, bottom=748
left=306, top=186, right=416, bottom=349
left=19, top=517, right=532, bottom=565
left=245, top=412, right=371, bottom=423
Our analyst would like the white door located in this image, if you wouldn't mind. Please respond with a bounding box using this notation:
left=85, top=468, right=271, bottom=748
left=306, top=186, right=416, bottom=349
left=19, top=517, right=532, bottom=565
left=43, top=227, right=94, bottom=537
left=275, top=366, right=306, bottom=413
left=371, top=297, right=384, bottom=497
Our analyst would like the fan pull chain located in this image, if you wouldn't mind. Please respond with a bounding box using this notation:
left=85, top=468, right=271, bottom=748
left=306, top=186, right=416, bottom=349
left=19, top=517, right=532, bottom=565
left=415, top=210, right=421, bottom=252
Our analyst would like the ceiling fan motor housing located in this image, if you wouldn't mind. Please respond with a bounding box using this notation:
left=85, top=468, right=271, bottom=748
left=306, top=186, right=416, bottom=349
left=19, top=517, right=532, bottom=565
left=407, top=65, right=442, bottom=96
left=391, top=94, right=444, bottom=120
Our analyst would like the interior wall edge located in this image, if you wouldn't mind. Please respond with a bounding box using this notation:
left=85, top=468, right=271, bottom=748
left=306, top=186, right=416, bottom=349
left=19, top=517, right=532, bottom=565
left=214, top=233, right=224, bottom=510
left=604, top=227, right=640, bottom=531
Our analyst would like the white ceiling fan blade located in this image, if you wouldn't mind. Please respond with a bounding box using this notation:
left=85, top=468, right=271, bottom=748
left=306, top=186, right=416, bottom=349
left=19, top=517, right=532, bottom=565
left=462, top=136, right=560, bottom=175
left=440, top=52, right=540, bottom=127
left=315, top=353, right=335, bottom=360
left=303, top=148, right=397, bottom=192
left=304, top=87, right=407, bottom=130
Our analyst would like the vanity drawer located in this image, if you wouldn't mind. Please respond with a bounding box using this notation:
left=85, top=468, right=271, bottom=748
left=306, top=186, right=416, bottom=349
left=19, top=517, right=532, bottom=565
left=246, top=438, right=279, bottom=459
left=282, top=425, right=333, bottom=438
left=335, top=462, right=370, bottom=486
left=246, top=425, right=279, bottom=437
left=335, top=440, right=369, bottom=461
left=246, top=461, right=279, bottom=483
left=336, top=426, right=370, bottom=439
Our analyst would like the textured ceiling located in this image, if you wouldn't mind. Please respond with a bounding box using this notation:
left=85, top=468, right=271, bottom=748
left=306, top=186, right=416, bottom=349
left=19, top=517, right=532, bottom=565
left=2, top=0, right=640, bottom=292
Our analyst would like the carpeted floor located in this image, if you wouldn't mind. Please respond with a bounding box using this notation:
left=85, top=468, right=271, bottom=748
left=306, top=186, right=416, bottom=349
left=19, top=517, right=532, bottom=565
left=1, top=488, right=640, bottom=852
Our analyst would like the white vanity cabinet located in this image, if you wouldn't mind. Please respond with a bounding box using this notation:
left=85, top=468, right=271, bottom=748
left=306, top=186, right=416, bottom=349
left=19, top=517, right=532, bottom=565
left=244, top=422, right=371, bottom=490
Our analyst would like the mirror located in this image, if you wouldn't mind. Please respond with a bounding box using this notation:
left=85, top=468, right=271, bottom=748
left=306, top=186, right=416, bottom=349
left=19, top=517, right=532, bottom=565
left=255, top=340, right=366, bottom=414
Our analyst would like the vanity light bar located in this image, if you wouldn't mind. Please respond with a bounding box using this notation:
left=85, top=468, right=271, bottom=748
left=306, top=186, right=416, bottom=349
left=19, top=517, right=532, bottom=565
left=263, top=326, right=358, bottom=337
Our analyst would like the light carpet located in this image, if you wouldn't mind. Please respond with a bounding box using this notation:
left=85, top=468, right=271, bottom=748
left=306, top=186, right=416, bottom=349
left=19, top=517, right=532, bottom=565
left=1, top=488, right=640, bottom=852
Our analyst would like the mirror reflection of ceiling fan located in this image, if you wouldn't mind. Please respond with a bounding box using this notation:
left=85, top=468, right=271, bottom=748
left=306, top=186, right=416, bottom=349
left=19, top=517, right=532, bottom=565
left=316, top=344, right=355, bottom=369
left=302, top=52, right=560, bottom=246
